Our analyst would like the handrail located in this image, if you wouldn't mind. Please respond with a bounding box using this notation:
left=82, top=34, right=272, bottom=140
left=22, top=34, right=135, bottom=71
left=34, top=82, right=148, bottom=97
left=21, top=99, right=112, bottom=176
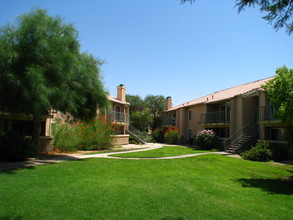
left=108, top=111, right=129, bottom=124
left=258, top=106, right=279, bottom=121
left=200, top=111, right=229, bottom=124
left=127, top=125, right=148, bottom=143
left=223, top=123, right=250, bottom=150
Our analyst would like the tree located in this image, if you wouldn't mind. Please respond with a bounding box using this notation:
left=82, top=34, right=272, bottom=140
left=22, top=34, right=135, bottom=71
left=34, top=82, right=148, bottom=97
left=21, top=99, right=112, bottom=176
left=181, top=0, right=293, bottom=34
left=126, top=94, right=165, bottom=131
left=0, top=8, right=108, bottom=154
left=130, top=110, right=153, bottom=132
left=262, top=66, right=293, bottom=126
left=144, top=95, right=166, bottom=129
left=126, top=94, right=146, bottom=113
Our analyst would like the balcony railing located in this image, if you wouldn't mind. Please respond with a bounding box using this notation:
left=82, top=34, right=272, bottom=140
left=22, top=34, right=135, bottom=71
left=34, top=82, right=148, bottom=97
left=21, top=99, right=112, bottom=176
left=108, top=111, right=129, bottom=124
left=258, top=106, right=279, bottom=121
left=200, top=111, right=230, bottom=124
left=162, top=118, right=176, bottom=126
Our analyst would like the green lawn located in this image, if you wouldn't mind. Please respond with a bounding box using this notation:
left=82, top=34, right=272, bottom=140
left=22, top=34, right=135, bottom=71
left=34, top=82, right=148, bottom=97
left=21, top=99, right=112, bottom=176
left=83, top=147, right=147, bottom=155
left=0, top=155, right=292, bottom=219
left=113, top=146, right=209, bottom=158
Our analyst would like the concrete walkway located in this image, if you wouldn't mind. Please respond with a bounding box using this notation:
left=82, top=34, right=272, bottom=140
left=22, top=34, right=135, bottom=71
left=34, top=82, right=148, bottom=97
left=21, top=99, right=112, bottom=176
left=0, top=143, right=229, bottom=171
left=77, top=143, right=164, bottom=159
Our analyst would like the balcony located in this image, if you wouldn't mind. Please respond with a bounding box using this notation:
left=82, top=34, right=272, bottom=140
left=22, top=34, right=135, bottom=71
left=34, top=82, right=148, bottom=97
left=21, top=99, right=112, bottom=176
left=162, top=118, right=176, bottom=126
left=258, top=106, right=279, bottom=121
left=200, top=111, right=230, bottom=124
left=108, top=111, right=129, bottom=124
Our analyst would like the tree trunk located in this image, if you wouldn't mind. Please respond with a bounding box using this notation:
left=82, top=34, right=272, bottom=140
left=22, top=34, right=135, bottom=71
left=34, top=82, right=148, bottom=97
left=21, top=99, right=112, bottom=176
left=32, top=113, right=42, bottom=156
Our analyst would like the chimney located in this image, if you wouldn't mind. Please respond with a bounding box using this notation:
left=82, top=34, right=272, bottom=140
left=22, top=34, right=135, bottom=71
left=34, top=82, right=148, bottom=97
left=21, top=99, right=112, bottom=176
left=166, top=96, right=172, bottom=110
left=117, top=84, right=126, bottom=102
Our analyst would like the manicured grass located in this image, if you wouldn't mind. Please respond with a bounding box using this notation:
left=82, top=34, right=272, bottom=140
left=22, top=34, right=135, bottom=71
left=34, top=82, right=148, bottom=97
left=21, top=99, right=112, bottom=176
left=113, top=146, right=209, bottom=158
left=0, top=155, right=292, bottom=219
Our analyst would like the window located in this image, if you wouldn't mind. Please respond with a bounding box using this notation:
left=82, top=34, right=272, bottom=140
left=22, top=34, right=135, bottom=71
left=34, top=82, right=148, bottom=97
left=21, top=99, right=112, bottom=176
left=188, top=110, right=192, bottom=121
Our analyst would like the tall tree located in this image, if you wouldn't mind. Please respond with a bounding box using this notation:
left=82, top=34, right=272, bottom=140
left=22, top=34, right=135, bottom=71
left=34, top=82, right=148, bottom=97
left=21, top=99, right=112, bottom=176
left=0, top=8, right=108, bottom=154
left=181, top=0, right=293, bottom=34
left=130, top=110, right=154, bottom=132
left=144, top=95, right=166, bottom=129
left=262, top=66, right=293, bottom=126
left=126, top=94, right=146, bottom=113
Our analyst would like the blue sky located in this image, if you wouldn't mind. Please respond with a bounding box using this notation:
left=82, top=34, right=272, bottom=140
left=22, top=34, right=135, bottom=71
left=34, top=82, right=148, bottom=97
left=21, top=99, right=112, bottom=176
left=1, top=0, right=292, bottom=106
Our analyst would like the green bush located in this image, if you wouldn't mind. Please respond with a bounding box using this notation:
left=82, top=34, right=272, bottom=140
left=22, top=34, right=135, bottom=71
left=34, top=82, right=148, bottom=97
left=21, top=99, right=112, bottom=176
left=52, top=115, right=114, bottom=152
left=270, top=143, right=291, bottom=161
left=195, top=130, right=216, bottom=150
left=241, top=142, right=272, bottom=162
left=51, top=120, right=80, bottom=152
left=129, top=140, right=137, bottom=144
left=0, top=130, right=33, bottom=162
left=152, top=129, right=164, bottom=143
left=164, top=128, right=180, bottom=144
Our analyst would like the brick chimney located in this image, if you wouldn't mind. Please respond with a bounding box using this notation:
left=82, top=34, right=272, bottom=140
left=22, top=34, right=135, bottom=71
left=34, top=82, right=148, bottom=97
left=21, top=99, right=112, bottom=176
left=166, top=96, right=172, bottom=110
left=117, top=84, right=126, bottom=102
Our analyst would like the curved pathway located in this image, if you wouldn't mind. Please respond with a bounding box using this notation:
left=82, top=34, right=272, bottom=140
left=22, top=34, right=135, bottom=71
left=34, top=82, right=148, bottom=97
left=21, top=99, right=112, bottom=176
left=77, top=143, right=229, bottom=160
left=0, top=143, right=229, bottom=171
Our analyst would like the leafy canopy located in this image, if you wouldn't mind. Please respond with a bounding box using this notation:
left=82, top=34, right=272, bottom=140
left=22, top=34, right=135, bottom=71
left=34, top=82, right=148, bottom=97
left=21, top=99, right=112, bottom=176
left=262, top=66, right=293, bottom=125
left=0, top=8, right=108, bottom=152
left=144, top=95, right=166, bottom=129
left=126, top=94, right=146, bottom=113
left=126, top=94, right=165, bottom=131
left=181, top=0, right=293, bottom=34
left=0, top=8, right=108, bottom=121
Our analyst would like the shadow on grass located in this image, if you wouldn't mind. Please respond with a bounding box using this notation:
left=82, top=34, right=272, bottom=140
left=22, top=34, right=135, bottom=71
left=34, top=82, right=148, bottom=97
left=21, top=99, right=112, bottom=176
left=0, top=154, right=82, bottom=174
left=235, top=173, right=293, bottom=195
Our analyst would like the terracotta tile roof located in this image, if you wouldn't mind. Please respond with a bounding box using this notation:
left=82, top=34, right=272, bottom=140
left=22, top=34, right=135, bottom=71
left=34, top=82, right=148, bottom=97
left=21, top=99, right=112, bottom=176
left=166, top=76, right=274, bottom=112
left=107, top=95, right=130, bottom=105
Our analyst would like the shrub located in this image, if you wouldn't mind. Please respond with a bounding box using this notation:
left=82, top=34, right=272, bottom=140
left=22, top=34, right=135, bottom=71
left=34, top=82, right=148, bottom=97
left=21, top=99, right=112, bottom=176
left=51, top=120, right=80, bottom=152
left=76, top=116, right=114, bottom=150
left=164, top=128, right=180, bottom=144
left=241, top=142, right=272, bottom=162
left=52, top=115, right=114, bottom=152
left=195, top=129, right=216, bottom=150
left=152, top=129, right=164, bottom=143
left=0, top=130, right=33, bottom=162
left=270, top=143, right=291, bottom=162
left=129, top=140, right=137, bottom=144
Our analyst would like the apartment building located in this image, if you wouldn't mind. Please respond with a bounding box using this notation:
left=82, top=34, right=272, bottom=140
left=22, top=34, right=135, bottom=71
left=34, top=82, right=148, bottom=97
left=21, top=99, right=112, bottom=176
left=163, top=77, right=289, bottom=152
left=107, top=84, right=130, bottom=145
left=0, top=84, right=130, bottom=152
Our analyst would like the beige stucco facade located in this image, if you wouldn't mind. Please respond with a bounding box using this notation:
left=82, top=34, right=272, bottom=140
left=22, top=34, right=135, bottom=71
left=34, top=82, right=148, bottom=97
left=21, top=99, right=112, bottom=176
left=107, top=84, right=130, bottom=145
left=163, top=77, right=289, bottom=147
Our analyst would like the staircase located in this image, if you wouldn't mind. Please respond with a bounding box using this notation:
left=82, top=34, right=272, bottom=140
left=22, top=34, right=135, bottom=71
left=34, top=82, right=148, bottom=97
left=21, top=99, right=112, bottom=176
left=224, top=123, right=258, bottom=154
left=126, top=125, right=147, bottom=145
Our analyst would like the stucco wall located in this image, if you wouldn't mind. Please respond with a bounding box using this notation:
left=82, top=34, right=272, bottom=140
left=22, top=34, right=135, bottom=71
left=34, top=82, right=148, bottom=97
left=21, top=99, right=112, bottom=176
left=187, top=104, right=205, bottom=138
left=39, top=136, right=53, bottom=153
left=242, top=96, right=258, bottom=126
left=112, top=135, right=129, bottom=145
left=230, top=96, right=243, bottom=135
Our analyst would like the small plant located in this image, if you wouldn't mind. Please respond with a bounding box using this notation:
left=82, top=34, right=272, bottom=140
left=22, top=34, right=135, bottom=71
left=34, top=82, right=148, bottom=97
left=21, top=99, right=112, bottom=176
left=152, top=128, right=164, bottom=143
left=129, top=140, right=137, bottom=144
left=241, top=141, right=272, bottom=162
left=195, top=129, right=216, bottom=150
left=164, top=127, right=180, bottom=144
